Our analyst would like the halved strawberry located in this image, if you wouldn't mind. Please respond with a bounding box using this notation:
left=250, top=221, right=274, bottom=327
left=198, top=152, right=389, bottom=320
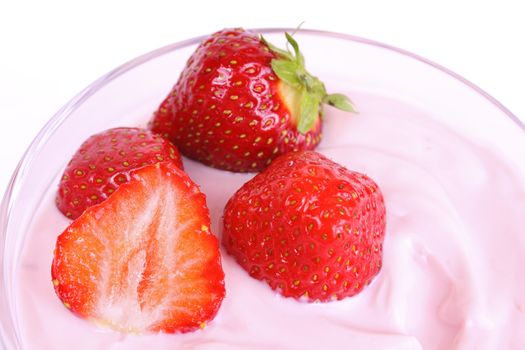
left=56, top=127, right=183, bottom=219
left=51, top=162, right=225, bottom=333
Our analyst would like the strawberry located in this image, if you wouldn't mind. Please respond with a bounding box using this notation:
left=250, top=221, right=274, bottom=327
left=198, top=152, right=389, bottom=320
left=51, top=162, right=225, bottom=333
left=56, top=127, right=183, bottom=219
left=222, top=151, right=386, bottom=302
left=149, top=28, right=354, bottom=173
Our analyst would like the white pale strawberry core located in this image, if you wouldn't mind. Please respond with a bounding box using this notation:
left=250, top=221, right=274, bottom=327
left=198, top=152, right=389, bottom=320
left=60, top=165, right=213, bottom=334
left=15, top=90, right=525, bottom=349
left=92, top=170, right=182, bottom=332
left=278, top=81, right=302, bottom=124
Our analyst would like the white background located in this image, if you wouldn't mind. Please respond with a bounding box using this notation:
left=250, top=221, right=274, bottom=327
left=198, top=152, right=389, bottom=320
left=1, top=0, right=524, bottom=198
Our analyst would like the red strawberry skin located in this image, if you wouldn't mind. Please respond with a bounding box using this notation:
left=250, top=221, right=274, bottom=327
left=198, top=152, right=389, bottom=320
left=51, top=162, right=225, bottom=333
left=149, top=28, right=321, bottom=172
left=56, top=127, right=183, bottom=219
left=222, top=151, right=386, bottom=302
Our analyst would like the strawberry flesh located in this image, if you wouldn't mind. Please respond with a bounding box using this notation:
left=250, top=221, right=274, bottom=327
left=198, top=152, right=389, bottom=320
left=51, top=162, right=225, bottom=333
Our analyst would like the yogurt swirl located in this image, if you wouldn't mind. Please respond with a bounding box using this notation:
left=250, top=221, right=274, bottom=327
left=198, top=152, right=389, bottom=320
left=15, top=90, right=525, bottom=349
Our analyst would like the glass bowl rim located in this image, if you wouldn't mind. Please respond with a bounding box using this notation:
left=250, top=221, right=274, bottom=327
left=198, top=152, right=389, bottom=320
left=1, top=27, right=524, bottom=349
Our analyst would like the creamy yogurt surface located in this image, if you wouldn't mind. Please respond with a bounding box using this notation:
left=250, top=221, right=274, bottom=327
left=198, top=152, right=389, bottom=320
left=15, top=90, right=525, bottom=349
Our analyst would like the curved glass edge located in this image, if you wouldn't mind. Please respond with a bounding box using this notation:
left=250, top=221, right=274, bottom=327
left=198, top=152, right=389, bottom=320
left=0, top=32, right=207, bottom=350
left=0, top=174, right=19, bottom=349
left=0, top=27, right=523, bottom=349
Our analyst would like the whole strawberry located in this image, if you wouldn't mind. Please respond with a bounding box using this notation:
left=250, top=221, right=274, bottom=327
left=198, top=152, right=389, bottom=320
left=222, top=151, right=386, bottom=302
left=56, top=127, right=183, bottom=219
left=149, top=28, right=354, bottom=172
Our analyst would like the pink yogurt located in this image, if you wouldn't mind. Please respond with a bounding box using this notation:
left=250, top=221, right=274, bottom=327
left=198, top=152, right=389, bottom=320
left=16, top=90, right=525, bottom=349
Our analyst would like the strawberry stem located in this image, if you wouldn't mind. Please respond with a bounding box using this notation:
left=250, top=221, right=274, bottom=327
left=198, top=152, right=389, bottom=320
left=261, top=31, right=356, bottom=134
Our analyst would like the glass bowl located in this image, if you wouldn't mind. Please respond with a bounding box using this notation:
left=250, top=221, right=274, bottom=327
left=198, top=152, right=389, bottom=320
left=1, top=28, right=524, bottom=350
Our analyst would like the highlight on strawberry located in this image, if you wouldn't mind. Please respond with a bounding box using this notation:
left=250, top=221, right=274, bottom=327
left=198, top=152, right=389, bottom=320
left=222, top=151, right=386, bottom=302
left=149, top=28, right=355, bottom=173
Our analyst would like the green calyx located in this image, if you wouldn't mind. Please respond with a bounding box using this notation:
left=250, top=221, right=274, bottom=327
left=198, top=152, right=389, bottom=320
left=261, top=32, right=356, bottom=134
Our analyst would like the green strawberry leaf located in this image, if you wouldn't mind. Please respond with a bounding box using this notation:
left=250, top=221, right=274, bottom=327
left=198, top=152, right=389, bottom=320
left=263, top=30, right=357, bottom=135
left=271, top=59, right=301, bottom=88
left=260, top=35, right=293, bottom=60
left=297, top=90, right=320, bottom=134
left=285, top=32, right=305, bottom=66
left=324, top=93, right=357, bottom=113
